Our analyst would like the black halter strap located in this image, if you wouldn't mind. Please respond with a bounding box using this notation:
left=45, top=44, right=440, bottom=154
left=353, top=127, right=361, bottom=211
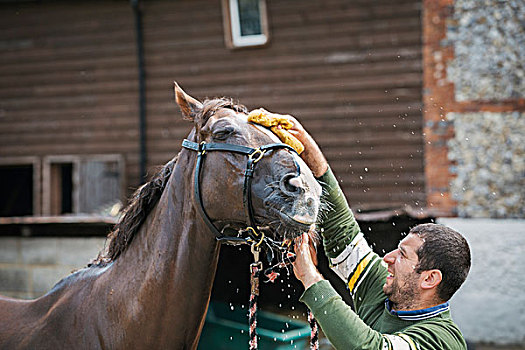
left=182, top=139, right=298, bottom=245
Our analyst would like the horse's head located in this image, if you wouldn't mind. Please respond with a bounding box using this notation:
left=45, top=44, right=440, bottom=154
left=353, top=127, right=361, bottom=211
left=175, top=83, right=321, bottom=244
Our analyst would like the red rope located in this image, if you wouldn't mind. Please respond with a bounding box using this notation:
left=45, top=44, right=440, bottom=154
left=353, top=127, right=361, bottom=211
left=308, top=310, right=319, bottom=350
left=249, top=262, right=261, bottom=350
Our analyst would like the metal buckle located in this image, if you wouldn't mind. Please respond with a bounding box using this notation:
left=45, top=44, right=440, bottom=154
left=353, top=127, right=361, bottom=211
left=199, top=141, right=206, bottom=155
left=250, top=243, right=260, bottom=263
left=249, top=148, right=265, bottom=163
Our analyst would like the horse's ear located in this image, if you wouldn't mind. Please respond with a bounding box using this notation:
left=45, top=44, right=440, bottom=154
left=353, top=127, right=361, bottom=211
left=174, top=82, right=203, bottom=121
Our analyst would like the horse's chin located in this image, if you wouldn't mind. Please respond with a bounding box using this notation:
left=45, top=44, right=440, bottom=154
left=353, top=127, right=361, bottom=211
left=275, top=210, right=313, bottom=231
left=262, top=208, right=314, bottom=241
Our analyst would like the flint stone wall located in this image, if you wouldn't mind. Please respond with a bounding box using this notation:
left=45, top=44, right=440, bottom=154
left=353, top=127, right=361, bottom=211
left=447, top=112, right=524, bottom=218
left=447, top=0, right=525, bottom=101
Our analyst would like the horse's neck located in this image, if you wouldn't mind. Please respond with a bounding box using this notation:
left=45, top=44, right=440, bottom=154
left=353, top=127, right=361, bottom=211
left=105, top=158, right=220, bottom=346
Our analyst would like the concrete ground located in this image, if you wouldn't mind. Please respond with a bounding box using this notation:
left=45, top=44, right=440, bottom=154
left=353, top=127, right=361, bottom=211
left=474, top=345, right=525, bottom=350
left=317, top=338, right=525, bottom=350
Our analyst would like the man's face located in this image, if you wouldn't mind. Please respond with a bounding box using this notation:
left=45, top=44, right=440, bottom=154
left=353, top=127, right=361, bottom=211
left=382, top=233, right=424, bottom=310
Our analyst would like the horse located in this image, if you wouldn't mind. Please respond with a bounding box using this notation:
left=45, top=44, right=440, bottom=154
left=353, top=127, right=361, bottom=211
left=0, top=83, right=321, bottom=349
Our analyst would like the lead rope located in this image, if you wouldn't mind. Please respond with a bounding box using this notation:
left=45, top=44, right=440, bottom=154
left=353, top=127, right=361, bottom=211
left=249, top=245, right=319, bottom=350
left=308, top=310, right=319, bottom=350
left=249, top=244, right=262, bottom=350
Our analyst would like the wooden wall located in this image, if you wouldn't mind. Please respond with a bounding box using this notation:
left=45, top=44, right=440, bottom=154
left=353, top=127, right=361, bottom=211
left=143, top=0, right=425, bottom=210
left=0, top=0, right=424, bottom=212
left=0, top=1, right=140, bottom=201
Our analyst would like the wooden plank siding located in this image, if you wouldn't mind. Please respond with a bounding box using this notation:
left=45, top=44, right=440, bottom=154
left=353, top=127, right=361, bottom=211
left=142, top=0, right=425, bottom=210
left=0, top=1, right=140, bottom=202
left=0, top=0, right=425, bottom=212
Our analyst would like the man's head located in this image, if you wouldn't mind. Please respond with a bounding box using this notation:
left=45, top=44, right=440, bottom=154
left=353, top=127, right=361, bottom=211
left=383, top=223, right=471, bottom=310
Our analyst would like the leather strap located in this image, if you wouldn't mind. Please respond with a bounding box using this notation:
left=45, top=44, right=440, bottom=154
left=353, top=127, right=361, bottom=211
left=182, top=139, right=297, bottom=245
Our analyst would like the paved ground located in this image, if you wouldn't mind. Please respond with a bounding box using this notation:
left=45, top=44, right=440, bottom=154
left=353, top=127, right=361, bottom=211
left=474, top=345, right=525, bottom=350
left=318, top=339, right=525, bottom=350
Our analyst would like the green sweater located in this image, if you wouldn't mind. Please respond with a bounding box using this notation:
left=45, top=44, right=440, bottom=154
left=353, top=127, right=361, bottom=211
left=300, top=168, right=466, bottom=350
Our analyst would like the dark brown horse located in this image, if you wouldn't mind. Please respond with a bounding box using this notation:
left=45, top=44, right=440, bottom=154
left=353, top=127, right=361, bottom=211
left=0, top=84, right=321, bottom=349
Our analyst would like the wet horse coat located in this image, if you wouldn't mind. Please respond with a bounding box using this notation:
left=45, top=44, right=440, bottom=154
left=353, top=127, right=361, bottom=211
left=0, top=84, right=321, bottom=349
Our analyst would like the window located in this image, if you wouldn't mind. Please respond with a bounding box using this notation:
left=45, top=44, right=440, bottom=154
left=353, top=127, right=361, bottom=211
left=0, top=155, right=123, bottom=219
left=222, top=0, right=269, bottom=48
left=43, top=155, right=124, bottom=216
left=0, top=157, right=41, bottom=217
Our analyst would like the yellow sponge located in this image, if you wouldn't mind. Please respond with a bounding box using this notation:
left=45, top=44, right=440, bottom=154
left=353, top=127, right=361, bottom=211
left=248, top=110, right=304, bottom=154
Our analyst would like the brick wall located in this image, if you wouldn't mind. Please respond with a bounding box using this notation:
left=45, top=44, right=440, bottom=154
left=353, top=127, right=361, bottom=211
left=0, top=237, right=105, bottom=299
left=422, top=0, right=524, bottom=217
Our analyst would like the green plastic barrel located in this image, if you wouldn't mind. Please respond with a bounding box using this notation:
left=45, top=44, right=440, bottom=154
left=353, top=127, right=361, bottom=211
left=198, top=302, right=310, bottom=349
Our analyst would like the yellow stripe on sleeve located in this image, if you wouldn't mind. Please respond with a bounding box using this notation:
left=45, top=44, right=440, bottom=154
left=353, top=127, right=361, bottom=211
left=347, top=251, right=374, bottom=293
left=397, top=333, right=419, bottom=350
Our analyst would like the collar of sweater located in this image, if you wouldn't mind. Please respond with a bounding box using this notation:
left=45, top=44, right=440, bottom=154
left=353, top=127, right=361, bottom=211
left=385, top=299, right=450, bottom=321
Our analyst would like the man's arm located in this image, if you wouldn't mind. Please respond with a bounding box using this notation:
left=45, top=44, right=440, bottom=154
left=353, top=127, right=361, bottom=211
left=316, top=167, right=388, bottom=308
left=263, top=109, right=386, bottom=305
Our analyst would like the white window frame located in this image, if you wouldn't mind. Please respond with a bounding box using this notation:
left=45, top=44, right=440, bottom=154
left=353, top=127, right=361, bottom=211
left=222, top=0, right=269, bottom=48
left=42, top=154, right=124, bottom=216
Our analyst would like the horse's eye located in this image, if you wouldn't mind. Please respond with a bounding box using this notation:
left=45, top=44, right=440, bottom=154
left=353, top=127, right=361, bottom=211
left=213, top=126, right=235, bottom=140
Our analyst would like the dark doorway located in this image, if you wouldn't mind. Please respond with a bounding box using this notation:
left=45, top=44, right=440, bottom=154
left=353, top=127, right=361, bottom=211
left=0, top=165, right=33, bottom=217
left=49, top=162, right=73, bottom=215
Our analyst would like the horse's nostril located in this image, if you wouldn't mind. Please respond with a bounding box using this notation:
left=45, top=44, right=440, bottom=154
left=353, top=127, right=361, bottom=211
left=279, top=173, right=302, bottom=196
left=306, top=197, right=317, bottom=216
left=306, top=197, right=315, bottom=208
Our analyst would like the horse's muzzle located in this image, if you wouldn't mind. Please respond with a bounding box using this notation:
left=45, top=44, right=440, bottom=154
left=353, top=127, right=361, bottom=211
left=275, top=172, right=320, bottom=228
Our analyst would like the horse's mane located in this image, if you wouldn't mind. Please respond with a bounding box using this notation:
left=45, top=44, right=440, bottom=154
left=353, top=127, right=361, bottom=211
left=91, top=98, right=247, bottom=267
left=90, top=156, right=177, bottom=266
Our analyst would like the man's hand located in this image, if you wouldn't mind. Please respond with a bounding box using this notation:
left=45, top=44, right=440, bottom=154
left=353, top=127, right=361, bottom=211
left=251, top=108, right=328, bottom=177
left=292, top=233, right=324, bottom=290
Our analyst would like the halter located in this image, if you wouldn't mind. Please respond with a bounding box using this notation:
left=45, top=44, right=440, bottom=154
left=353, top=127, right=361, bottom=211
left=181, top=138, right=298, bottom=246
left=182, top=138, right=319, bottom=350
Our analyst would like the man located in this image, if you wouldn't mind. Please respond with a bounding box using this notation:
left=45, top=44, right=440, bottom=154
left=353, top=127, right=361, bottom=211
left=265, top=110, right=471, bottom=350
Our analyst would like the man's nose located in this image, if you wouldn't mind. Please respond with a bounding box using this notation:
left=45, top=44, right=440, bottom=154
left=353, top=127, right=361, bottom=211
left=383, top=249, right=397, bottom=264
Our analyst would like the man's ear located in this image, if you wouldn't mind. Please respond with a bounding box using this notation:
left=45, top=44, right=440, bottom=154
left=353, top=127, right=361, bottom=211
left=174, top=82, right=203, bottom=121
left=421, top=269, right=442, bottom=290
